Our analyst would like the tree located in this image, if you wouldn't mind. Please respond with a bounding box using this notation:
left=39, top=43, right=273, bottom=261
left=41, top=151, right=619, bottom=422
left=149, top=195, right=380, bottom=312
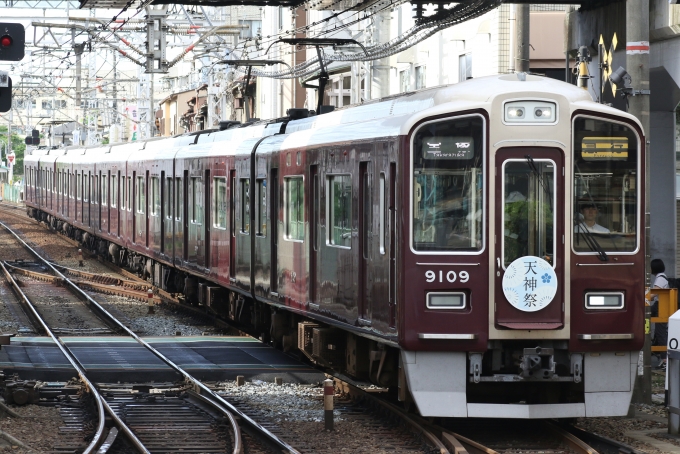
left=0, top=125, right=26, bottom=176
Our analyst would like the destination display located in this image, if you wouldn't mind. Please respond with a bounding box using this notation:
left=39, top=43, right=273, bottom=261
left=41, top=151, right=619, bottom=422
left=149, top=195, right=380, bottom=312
left=422, top=136, right=474, bottom=159
left=582, top=136, right=628, bottom=160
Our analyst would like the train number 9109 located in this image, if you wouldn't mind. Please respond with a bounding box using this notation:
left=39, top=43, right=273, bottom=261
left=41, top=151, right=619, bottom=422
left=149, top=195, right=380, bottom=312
left=425, top=270, right=470, bottom=283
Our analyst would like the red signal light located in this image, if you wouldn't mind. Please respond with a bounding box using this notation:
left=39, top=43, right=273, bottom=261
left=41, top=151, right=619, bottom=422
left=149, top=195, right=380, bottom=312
left=0, top=36, right=11, bottom=47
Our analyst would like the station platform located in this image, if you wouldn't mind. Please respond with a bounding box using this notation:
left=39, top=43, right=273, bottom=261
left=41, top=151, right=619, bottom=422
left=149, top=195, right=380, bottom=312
left=0, top=336, right=324, bottom=384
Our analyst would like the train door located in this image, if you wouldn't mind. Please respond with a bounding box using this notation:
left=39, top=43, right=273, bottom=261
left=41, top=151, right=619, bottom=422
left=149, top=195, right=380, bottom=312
left=494, top=147, right=564, bottom=329
left=132, top=171, right=137, bottom=244
left=270, top=168, right=278, bottom=294
left=183, top=171, right=189, bottom=260
left=160, top=171, right=166, bottom=254
left=309, top=165, right=319, bottom=303
left=204, top=169, right=211, bottom=268
left=229, top=169, right=236, bottom=279
left=358, top=161, right=372, bottom=324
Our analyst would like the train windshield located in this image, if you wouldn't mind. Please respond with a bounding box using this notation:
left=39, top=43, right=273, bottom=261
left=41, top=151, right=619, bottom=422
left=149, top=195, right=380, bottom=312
left=412, top=115, right=484, bottom=252
left=573, top=117, right=639, bottom=253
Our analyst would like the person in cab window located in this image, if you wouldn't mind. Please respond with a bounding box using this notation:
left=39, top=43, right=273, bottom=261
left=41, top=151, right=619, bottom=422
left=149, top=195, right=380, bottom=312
left=575, top=202, right=610, bottom=233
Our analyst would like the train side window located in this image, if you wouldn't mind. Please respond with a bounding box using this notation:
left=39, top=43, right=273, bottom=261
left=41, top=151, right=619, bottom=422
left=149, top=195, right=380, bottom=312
left=284, top=176, right=304, bottom=241
left=327, top=174, right=351, bottom=248
left=150, top=177, right=160, bottom=216
left=573, top=116, right=640, bottom=253
left=256, top=179, right=266, bottom=236
left=175, top=177, right=183, bottom=221
left=136, top=176, right=145, bottom=214
left=213, top=177, right=227, bottom=229
left=241, top=179, right=250, bottom=234
left=379, top=172, right=386, bottom=254
left=101, top=174, right=108, bottom=207
left=164, top=177, right=173, bottom=220
left=111, top=172, right=118, bottom=208
left=191, top=177, right=203, bottom=225
left=127, top=177, right=132, bottom=211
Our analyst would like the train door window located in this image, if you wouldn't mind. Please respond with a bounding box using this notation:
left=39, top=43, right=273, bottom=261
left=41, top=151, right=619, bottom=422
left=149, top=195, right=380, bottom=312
left=502, top=160, right=555, bottom=267
left=76, top=172, right=81, bottom=200
left=284, top=176, right=304, bottom=241
left=572, top=116, right=640, bottom=253
left=111, top=172, right=118, bottom=208
left=379, top=172, right=386, bottom=254
left=362, top=169, right=371, bottom=259
left=175, top=177, right=183, bottom=221
left=136, top=176, right=145, bottom=214
left=241, top=179, right=250, bottom=234
left=191, top=177, right=203, bottom=225
left=127, top=177, right=132, bottom=211
left=101, top=173, right=108, bottom=207
left=151, top=177, right=160, bottom=216
left=411, top=115, right=485, bottom=252
left=84, top=174, right=89, bottom=203
left=256, top=179, right=266, bottom=236
left=327, top=174, right=351, bottom=247
left=93, top=175, right=98, bottom=205
left=164, top=177, right=173, bottom=221
left=213, top=177, right=227, bottom=229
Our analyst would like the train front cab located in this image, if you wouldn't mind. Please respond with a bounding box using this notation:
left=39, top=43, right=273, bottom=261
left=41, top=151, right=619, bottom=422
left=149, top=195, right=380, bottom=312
left=399, top=76, right=645, bottom=419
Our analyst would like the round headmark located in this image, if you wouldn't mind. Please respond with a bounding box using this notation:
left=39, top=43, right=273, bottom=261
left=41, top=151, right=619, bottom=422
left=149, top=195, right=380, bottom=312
left=502, top=256, right=557, bottom=312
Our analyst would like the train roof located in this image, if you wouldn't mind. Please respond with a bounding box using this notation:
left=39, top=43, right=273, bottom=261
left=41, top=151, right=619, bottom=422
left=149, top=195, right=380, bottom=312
left=276, top=74, right=643, bottom=151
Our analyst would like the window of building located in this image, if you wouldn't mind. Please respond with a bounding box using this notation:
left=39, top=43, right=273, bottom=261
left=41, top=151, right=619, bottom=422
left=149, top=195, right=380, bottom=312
left=400, top=69, right=410, bottom=93
left=459, top=53, right=472, bottom=82
left=285, top=176, right=304, bottom=241
left=325, top=74, right=352, bottom=107
left=415, top=66, right=426, bottom=89
left=328, top=174, right=352, bottom=247
left=239, top=19, right=262, bottom=39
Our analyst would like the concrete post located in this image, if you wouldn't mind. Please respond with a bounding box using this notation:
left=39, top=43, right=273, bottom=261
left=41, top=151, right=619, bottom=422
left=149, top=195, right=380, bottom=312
left=626, top=0, right=651, bottom=405
left=514, top=4, right=530, bottom=73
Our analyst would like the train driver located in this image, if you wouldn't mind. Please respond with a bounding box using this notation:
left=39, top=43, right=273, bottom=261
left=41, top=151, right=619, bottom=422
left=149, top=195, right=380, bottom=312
left=575, top=202, right=610, bottom=233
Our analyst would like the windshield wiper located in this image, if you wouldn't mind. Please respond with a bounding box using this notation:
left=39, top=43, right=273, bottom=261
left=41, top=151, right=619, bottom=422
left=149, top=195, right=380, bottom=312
left=574, top=220, right=609, bottom=261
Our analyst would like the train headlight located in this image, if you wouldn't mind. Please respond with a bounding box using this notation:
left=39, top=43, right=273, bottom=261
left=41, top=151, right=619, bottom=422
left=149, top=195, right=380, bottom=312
left=426, top=292, right=466, bottom=310
left=504, top=101, right=557, bottom=124
left=585, top=292, right=624, bottom=310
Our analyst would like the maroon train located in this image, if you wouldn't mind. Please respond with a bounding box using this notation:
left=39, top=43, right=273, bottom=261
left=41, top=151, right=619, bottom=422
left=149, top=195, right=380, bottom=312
left=25, top=74, right=646, bottom=418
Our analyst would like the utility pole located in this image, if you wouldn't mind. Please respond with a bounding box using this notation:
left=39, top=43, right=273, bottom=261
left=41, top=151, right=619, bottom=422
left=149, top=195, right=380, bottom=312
left=627, top=0, right=651, bottom=406
left=112, top=49, right=118, bottom=125
left=515, top=4, right=530, bottom=72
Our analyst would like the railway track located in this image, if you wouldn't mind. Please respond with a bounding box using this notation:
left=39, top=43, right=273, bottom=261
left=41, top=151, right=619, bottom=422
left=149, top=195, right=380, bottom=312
left=0, top=219, right=299, bottom=453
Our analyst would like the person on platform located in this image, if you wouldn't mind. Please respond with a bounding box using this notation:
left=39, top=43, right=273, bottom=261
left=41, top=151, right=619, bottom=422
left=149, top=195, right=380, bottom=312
left=651, top=258, right=670, bottom=370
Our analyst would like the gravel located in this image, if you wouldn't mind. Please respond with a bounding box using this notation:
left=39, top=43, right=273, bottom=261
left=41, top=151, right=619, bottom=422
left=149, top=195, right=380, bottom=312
left=0, top=405, right=62, bottom=453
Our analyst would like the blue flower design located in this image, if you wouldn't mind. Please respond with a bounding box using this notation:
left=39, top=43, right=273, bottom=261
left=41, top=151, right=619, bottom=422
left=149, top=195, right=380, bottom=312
left=541, top=273, right=551, bottom=284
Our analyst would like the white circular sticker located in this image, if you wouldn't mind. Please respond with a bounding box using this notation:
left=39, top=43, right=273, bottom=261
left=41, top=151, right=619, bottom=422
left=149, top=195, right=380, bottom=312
left=502, top=256, right=557, bottom=312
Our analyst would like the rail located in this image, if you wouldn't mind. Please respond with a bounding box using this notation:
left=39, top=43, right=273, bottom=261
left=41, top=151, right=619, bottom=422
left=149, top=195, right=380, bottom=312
left=0, top=219, right=299, bottom=454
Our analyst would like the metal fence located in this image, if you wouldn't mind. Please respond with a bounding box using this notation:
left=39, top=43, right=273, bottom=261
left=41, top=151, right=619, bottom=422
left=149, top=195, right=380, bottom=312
left=1, top=184, right=23, bottom=204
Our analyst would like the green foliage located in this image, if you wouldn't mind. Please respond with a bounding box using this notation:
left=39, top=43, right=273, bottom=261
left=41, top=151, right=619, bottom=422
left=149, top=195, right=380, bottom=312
left=0, top=125, right=26, bottom=176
